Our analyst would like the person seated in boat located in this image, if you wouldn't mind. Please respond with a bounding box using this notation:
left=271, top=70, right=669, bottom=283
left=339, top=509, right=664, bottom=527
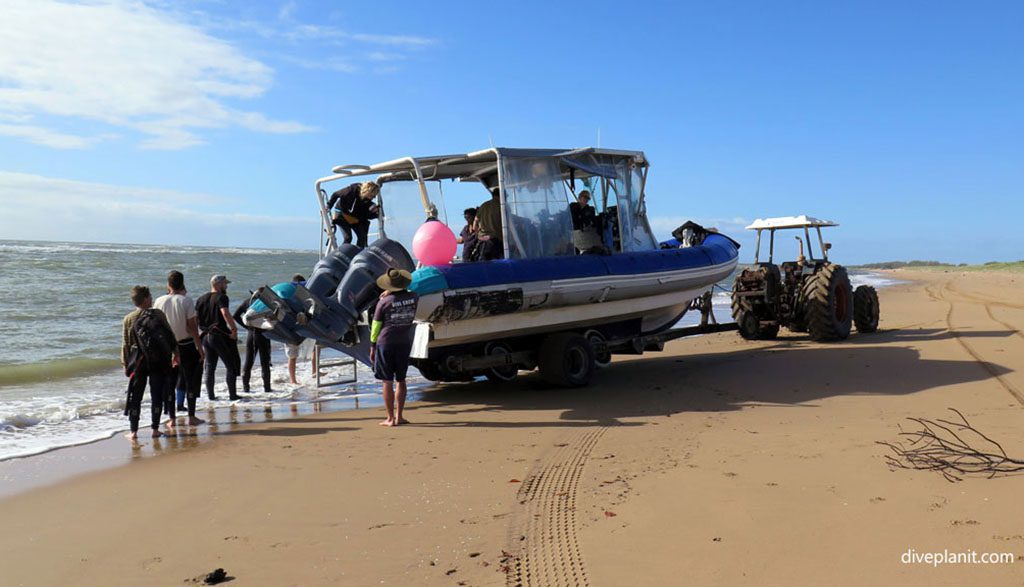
left=456, top=207, right=478, bottom=262
left=327, top=181, right=380, bottom=248
left=569, top=191, right=607, bottom=254
left=472, top=188, right=504, bottom=261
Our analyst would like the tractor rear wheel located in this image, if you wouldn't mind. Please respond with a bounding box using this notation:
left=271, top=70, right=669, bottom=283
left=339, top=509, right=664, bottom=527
left=802, top=264, right=853, bottom=341
left=853, top=285, right=880, bottom=333
left=538, top=332, right=595, bottom=387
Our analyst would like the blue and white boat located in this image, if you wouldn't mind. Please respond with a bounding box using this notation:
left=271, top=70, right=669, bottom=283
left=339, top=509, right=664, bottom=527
left=246, top=147, right=739, bottom=386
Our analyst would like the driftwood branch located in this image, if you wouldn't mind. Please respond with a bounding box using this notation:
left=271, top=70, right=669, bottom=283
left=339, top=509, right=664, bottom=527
left=878, top=408, right=1024, bottom=482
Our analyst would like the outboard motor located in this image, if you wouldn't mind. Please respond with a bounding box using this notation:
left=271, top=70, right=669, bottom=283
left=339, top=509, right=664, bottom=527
left=239, top=238, right=415, bottom=366
left=305, top=244, right=360, bottom=298
left=245, top=284, right=307, bottom=346
left=334, top=238, right=416, bottom=327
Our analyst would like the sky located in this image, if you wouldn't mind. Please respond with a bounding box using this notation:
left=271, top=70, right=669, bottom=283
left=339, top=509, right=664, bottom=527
left=0, top=0, right=1021, bottom=264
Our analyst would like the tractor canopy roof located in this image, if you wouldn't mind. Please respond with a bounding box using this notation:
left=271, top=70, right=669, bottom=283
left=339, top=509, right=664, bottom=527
left=745, top=215, right=838, bottom=231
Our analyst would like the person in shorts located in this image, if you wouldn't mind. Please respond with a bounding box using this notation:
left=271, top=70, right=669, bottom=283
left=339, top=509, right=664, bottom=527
left=369, top=268, right=419, bottom=427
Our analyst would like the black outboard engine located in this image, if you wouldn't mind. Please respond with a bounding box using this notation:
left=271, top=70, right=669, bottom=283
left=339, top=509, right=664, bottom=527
left=241, top=238, right=415, bottom=366
left=334, top=238, right=416, bottom=328
left=305, top=244, right=361, bottom=298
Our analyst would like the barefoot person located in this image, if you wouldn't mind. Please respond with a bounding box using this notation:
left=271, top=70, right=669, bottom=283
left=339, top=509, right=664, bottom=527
left=369, top=269, right=419, bottom=426
left=154, top=271, right=206, bottom=426
left=120, top=286, right=178, bottom=441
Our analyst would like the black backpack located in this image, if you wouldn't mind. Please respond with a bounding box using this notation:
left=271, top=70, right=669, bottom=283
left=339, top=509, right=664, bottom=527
left=133, top=309, right=175, bottom=369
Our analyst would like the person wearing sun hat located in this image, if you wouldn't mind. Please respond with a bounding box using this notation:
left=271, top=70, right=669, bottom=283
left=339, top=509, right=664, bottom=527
left=369, top=268, right=419, bottom=426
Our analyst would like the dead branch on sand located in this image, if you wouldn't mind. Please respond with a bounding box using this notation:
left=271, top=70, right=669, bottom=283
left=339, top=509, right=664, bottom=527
left=878, top=408, right=1024, bottom=482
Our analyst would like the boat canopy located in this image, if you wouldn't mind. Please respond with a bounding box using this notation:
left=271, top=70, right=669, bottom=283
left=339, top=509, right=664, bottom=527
left=746, top=215, right=838, bottom=230
left=315, top=147, right=657, bottom=259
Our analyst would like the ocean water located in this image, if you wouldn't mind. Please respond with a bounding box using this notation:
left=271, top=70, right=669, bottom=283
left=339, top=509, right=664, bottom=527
left=0, top=239, right=422, bottom=461
left=0, top=239, right=900, bottom=461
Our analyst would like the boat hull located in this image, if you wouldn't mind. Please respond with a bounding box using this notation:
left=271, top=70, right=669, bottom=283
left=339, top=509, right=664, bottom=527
left=410, top=233, right=739, bottom=350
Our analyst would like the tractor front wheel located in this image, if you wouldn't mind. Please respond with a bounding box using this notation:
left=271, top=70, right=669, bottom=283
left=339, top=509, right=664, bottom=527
left=853, top=285, right=880, bottom=333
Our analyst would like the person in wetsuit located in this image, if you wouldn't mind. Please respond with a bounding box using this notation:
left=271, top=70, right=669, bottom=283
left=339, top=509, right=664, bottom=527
left=327, top=182, right=380, bottom=248
left=196, top=274, right=241, bottom=401
left=233, top=295, right=271, bottom=394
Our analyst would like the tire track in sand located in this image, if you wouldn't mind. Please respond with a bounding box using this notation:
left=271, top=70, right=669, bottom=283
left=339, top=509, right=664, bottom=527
left=506, top=427, right=607, bottom=587
left=944, top=282, right=1024, bottom=341
left=937, top=281, right=1024, bottom=406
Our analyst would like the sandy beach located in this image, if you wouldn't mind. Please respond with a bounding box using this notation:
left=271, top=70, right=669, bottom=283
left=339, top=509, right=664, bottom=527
left=1, top=270, right=1022, bottom=586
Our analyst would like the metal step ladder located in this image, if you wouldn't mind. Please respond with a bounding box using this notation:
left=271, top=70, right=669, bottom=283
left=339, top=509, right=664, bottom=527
left=314, top=344, right=358, bottom=388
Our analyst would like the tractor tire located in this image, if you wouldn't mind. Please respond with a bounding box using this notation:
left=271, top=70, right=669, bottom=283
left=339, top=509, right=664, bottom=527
left=538, top=332, right=595, bottom=387
left=731, top=280, right=779, bottom=340
left=853, top=285, right=880, bottom=333
left=802, top=264, right=853, bottom=341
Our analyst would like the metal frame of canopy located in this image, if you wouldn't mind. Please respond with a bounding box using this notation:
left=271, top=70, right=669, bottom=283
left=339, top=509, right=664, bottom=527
left=745, top=216, right=840, bottom=264
left=313, top=147, right=651, bottom=259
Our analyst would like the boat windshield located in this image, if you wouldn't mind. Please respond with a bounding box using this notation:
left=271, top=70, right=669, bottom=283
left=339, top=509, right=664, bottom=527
left=500, top=152, right=657, bottom=258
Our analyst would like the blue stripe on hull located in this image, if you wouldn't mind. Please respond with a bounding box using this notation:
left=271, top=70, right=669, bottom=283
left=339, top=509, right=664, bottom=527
left=434, top=234, right=738, bottom=289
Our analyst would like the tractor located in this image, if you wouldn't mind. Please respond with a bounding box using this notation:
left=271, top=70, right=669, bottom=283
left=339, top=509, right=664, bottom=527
left=730, top=215, right=879, bottom=341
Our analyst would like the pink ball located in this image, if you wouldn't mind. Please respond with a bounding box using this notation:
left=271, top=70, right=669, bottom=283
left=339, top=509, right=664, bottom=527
left=412, top=221, right=457, bottom=266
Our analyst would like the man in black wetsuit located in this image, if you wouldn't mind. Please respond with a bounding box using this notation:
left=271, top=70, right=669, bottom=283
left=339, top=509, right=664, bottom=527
left=233, top=296, right=271, bottom=394
left=327, top=181, right=380, bottom=248
left=196, top=274, right=241, bottom=401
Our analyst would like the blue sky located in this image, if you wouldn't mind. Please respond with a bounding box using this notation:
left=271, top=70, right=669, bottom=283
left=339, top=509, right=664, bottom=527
left=0, top=0, right=1021, bottom=263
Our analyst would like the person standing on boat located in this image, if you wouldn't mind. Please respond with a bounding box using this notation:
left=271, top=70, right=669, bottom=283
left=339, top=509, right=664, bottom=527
left=473, top=188, right=504, bottom=260
left=327, top=181, right=380, bottom=248
left=233, top=294, right=271, bottom=394
left=153, top=271, right=206, bottom=426
left=196, top=275, right=242, bottom=401
left=457, top=207, right=478, bottom=262
left=369, top=269, right=419, bottom=427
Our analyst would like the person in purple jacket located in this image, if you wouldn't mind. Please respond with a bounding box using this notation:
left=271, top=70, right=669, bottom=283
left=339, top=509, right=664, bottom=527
left=369, top=268, right=419, bottom=427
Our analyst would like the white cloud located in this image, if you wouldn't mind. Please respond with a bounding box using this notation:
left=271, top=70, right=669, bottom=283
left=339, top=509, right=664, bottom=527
left=0, top=0, right=313, bottom=150
left=0, top=123, right=98, bottom=149
left=194, top=9, right=436, bottom=75
left=0, top=171, right=317, bottom=247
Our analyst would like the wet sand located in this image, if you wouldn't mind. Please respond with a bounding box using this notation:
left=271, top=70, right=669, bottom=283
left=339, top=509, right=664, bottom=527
left=1, top=270, right=1022, bottom=586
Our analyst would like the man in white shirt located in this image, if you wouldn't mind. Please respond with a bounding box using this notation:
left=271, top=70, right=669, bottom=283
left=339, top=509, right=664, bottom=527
left=154, top=271, right=206, bottom=426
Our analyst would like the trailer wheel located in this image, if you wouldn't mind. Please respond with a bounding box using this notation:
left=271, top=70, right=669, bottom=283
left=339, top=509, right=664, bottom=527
left=853, top=285, right=880, bottom=333
left=584, top=330, right=612, bottom=368
left=414, top=360, right=444, bottom=382
left=802, top=264, right=853, bottom=341
left=538, top=333, right=595, bottom=387
left=484, top=342, right=518, bottom=382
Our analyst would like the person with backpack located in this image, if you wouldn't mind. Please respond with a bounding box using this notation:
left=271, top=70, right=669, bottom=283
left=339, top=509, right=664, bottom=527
left=196, top=275, right=242, bottom=401
left=120, top=285, right=179, bottom=441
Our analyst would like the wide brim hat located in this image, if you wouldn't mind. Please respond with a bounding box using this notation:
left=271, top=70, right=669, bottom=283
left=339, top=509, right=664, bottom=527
left=376, top=268, right=413, bottom=292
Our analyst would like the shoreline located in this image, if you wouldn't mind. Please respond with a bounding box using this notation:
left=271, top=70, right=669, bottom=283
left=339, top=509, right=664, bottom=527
left=0, top=387, right=399, bottom=499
